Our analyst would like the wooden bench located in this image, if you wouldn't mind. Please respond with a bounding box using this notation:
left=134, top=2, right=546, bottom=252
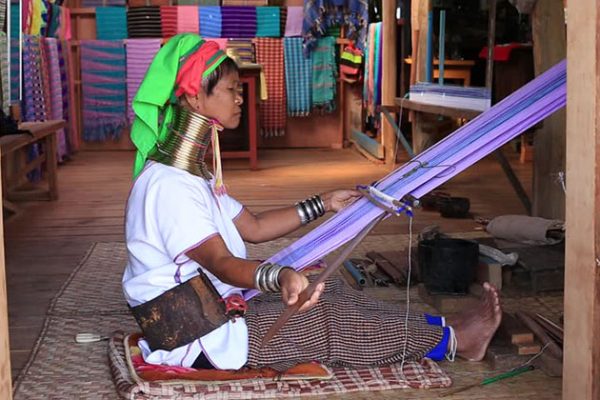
left=0, top=120, right=65, bottom=217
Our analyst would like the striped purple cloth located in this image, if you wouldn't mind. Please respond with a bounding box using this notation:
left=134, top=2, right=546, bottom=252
left=80, top=40, right=127, bottom=141
left=22, top=35, right=47, bottom=122
left=220, top=6, right=257, bottom=38
left=57, top=40, right=75, bottom=153
left=125, top=39, right=161, bottom=124
left=42, top=38, right=69, bottom=162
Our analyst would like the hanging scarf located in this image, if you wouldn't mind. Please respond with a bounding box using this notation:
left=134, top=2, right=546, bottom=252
left=130, top=33, right=227, bottom=183
left=126, top=39, right=162, bottom=124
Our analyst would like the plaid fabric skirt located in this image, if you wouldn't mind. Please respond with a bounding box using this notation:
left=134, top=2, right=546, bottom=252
left=245, top=278, right=444, bottom=371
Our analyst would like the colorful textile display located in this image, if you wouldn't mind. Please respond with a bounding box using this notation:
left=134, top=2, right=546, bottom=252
left=0, top=33, right=9, bottom=114
left=284, top=37, right=311, bottom=117
left=222, top=0, right=267, bottom=5
left=10, top=38, right=19, bottom=101
left=340, top=43, right=363, bottom=83
left=199, top=6, right=221, bottom=38
left=28, top=0, right=46, bottom=36
left=58, top=6, right=72, bottom=40
left=302, top=0, right=368, bottom=55
left=57, top=40, right=76, bottom=151
left=284, top=6, right=303, bottom=37
left=96, top=7, right=128, bottom=40
left=81, top=0, right=126, bottom=7
left=22, top=0, right=32, bottom=35
left=80, top=40, right=127, bottom=141
left=255, top=38, right=286, bottom=137
left=126, top=39, right=162, bottom=124
left=43, top=38, right=69, bottom=161
left=205, top=37, right=227, bottom=50
left=22, top=35, right=47, bottom=122
left=256, top=6, right=280, bottom=38
left=160, top=6, right=178, bottom=38
left=311, top=36, right=337, bottom=112
left=279, top=6, right=288, bottom=36
left=45, top=3, right=61, bottom=38
left=244, top=60, right=567, bottom=301
left=0, top=0, right=6, bottom=31
left=226, top=38, right=255, bottom=64
left=220, top=6, right=257, bottom=38
left=127, top=6, right=162, bottom=38
left=178, top=0, right=219, bottom=4
left=363, top=22, right=381, bottom=119
left=176, top=6, right=199, bottom=34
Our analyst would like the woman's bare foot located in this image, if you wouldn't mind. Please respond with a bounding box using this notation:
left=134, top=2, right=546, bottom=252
left=446, top=282, right=502, bottom=361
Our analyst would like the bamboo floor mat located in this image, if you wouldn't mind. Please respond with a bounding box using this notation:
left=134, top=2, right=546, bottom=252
left=12, top=235, right=563, bottom=399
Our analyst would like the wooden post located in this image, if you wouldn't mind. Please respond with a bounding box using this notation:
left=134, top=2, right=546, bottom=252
left=410, top=0, right=432, bottom=154
left=563, top=1, right=600, bottom=399
left=0, top=153, right=13, bottom=399
left=531, top=0, right=567, bottom=220
left=381, top=0, right=397, bottom=165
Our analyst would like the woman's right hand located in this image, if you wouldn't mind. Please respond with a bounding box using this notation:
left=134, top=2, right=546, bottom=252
left=278, top=269, right=324, bottom=313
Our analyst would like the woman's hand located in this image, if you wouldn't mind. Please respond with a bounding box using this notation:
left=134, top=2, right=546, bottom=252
left=321, top=189, right=362, bottom=213
left=279, top=269, right=324, bottom=313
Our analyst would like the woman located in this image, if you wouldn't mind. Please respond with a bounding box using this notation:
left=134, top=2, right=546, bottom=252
left=123, top=34, right=502, bottom=371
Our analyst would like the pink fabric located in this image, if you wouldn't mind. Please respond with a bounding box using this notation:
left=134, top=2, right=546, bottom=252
left=284, top=6, right=303, bottom=37
left=60, top=7, right=72, bottom=40
left=177, top=6, right=199, bottom=34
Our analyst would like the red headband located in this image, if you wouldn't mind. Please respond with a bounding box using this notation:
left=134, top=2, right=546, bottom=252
left=174, top=41, right=227, bottom=98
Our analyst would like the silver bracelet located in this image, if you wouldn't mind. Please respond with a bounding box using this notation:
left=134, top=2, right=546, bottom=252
left=295, top=194, right=325, bottom=225
left=254, top=262, right=292, bottom=292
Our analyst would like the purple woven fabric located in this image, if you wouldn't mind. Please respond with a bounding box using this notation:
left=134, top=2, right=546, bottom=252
left=42, top=38, right=69, bottom=162
left=220, top=6, right=257, bottom=38
left=126, top=39, right=162, bottom=124
left=244, top=59, right=567, bottom=301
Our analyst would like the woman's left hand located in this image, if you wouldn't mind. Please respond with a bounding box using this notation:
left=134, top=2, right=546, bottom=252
left=321, top=189, right=362, bottom=213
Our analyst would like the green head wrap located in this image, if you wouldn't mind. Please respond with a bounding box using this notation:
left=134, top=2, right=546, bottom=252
left=130, top=33, right=227, bottom=178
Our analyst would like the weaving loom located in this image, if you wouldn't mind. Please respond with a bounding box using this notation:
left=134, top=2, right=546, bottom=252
left=244, top=59, right=566, bottom=301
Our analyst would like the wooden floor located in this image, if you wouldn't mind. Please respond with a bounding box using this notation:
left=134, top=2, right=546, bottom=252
left=4, top=146, right=541, bottom=395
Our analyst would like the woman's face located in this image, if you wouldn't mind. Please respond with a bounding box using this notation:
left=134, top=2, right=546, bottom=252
left=191, top=70, right=243, bottom=130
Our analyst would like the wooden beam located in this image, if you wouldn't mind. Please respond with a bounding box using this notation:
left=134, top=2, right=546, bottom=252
left=0, top=153, right=13, bottom=399
left=410, top=0, right=431, bottom=153
left=381, top=0, right=397, bottom=165
left=563, top=1, right=600, bottom=399
left=531, top=0, right=567, bottom=219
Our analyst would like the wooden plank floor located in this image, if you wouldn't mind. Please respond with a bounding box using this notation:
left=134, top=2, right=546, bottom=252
left=4, top=147, right=543, bottom=396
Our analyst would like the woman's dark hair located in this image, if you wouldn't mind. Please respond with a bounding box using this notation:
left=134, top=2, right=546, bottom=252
left=202, top=57, right=239, bottom=95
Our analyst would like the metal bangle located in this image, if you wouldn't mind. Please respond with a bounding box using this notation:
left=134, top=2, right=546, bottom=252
left=314, top=195, right=326, bottom=215
left=266, top=264, right=281, bottom=292
left=307, top=198, right=321, bottom=219
left=259, top=263, right=272, bottom=292
left=254, top=263, right=265, bottom=291
left=296, top=202, right=309, bottom=225
left=300, top=200, right=315, bottom=222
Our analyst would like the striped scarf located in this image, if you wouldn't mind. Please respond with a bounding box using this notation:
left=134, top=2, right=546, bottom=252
left=96, top=7, right=128, bottom=40
left=57, top=40, right=75, bottom=151
left=221, top=6, right=257, bottom=38
left=176, top=6, right=199, bottom=34
left=199, top=6, right=221, bottom=38
left=160, top=5, right=178, bottom=38
left=42, top=38, right=69, bottom=161
left=126, top=39, right=162, bottom=124
left=256, top=6, right=280, bottom=38
left=311, top=36, right=337, bottom=112
left=80, top=40, right=127, bottom=141
left=283, top=37, right=311, bottom=117
left=22, top=35, right=47, bottom=122
left=127, top=6, right=162, bottom=38
left=0, top=33, right=9, bottom=114
left=255, top=38, right=286, bottom=137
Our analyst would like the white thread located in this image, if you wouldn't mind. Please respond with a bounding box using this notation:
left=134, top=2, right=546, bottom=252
left=391, top=96, right=406, bottom=173
left=557, top=171, right=566, bottom=193
left=445, top=326, right=457, bottom=362
left=399, top=216, right=413, bottom=379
